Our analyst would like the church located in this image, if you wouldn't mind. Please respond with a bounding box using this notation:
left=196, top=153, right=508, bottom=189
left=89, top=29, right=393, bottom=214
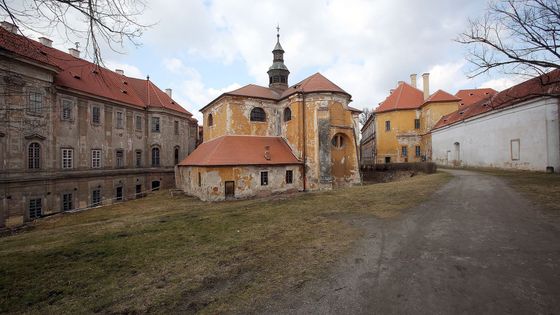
left=176, top=30, right=361, bottom=201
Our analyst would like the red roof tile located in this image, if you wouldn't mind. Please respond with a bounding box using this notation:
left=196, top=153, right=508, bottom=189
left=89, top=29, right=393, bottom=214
left=178, top=135, right=302, bottom=166
left=455, top=88, right=497, bottom=107
left=375, top=82, right=424, bottom=113
left=127, top=77, right=191, bottom=115
left=433, top=70, right=560, bottom=130
left=0, top=27, right=192, bottom=116
left=227, top=84, right=280, bottom=100
left=423, top=89, right=460, bottom=104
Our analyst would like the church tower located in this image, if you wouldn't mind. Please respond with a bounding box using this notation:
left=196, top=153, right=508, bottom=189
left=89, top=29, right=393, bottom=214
left=268, top=26, right=290, bottom=91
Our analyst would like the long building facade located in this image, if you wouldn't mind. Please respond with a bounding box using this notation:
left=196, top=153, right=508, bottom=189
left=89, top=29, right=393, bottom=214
left=0, top=23, right=198, bottom=228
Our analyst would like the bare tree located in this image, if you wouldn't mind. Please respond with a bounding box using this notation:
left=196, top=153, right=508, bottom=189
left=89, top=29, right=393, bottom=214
left=457, top=0, right=560, bottom=78
left=359, top=107, right=373, bottom=126
left=0, top=0, right=151, bottom=65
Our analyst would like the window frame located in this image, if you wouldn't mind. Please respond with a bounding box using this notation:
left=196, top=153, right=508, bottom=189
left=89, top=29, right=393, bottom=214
left=61, top=192, right=74, bottom=211
left=28, top=142, right=41, bottom=169
left=151, top=147, right=160, bottom=167
left=61, top=148, right=74, bottom=169
left=115, top=149, right=124, bottom=168
left=250, top=107, right=266, bottom=122
left=135, top=150, right=142, bottom=167
left=414, top=118, right=420, bottom=129
left=331, top=133, right=345, bottom=149
left=174, top=146, right=180, bottom=165
left=260, top=171, right=269, bottom=186
left=286, top=170, right=293, bottom=184
left=115, top=111, right=124, bottom=129
left=28, top=91, right=43, bottom=114
left=174, top=120, right=179, bottom=135
left=283, top=107, right=292, bottom=122
left=385, top=120, right=391, bottom=131
left=511, top=139, right=521, bottom=161
left=135, top=115, right=142, bottom=131
left=207, top=114, right=213, bottom=127
left=91, top=149, right=102, bottom=168
left=401, top=146, right=408, bottom=157
left=91, top=189, right=102, bottom=207
left=151, top=116, right=161, bottom=133
left=29, top=198, right=42, bottom=219
left=61, top=99, right=73, bottom=121
left=92, top=105, right=101, bottom=125
left=415, top=145, right=421, bottom=157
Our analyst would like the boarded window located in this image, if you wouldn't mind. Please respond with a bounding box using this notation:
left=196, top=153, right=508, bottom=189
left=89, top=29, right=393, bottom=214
left=511, top=139, right=520, bottom=161
left=250, top=107, right=266, bottom=122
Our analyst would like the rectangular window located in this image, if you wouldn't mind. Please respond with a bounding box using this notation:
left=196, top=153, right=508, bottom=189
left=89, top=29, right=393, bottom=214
left=91, top=189, right=102, bottom=207
left=402, top=146, right=408, bottom=157
left=135, top=115, right=142, bottom=131
left=116, top=150, right=124, bottom=168
left=28, top=92, right=42, bottom=113
left=174, top=121, right=179, bottom=135
left=385, top=120, right=391, bottom=131
left=198, top=172, right=201, bottom=187
left=116, top=111, right=124, bottom=129
left=415, top=145, right=421, bottom=157
left=61, top=148, right=73, bottom=169
left=29, top=198, right=42, bottom=219
left=62, top=193, right=73, bottom=211
left=61, top=99, right=73, bottom=120
left=135, top=184, right=142, bottom=198
left=286, top=170, right=293, bottom=184
left=151, top=117, right=160, bottom=133
left=414, top=119, right=420, bottom=129
left=91, top=149, right=101, bottom=168
left=511, top=139, right=520, bottom=161
left=116, top=186, right=123, bottom=201
left=261, top=171, right=268, bottom=186
left=135, top=150, right=142, bottom=167
left=385, top=156, right=391, bottom=164
left=92, top=106, right=101, bottom=124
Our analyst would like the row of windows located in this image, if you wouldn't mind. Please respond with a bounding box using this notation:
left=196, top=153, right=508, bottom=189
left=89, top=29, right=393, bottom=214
left=207, top=107, right=292, bottom=126
left=26, top=143, right=181, bottom=169
left=260, top=170, right=293, bottom=186
left=384, top=119, right=421, bottom=131
left=27, top=181, right=160, bottom=219
left=401, top=145, right=422, bottom=157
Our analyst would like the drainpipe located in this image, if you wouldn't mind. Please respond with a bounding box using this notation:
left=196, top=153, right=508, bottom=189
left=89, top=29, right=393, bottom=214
left=301, top=91, right=307, bottom=191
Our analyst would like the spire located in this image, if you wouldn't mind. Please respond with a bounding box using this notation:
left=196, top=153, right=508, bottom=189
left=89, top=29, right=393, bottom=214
left=268, top=25, right=289, bottom=91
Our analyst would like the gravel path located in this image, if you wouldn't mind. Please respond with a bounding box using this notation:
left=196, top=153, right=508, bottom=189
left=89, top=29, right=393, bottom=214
left=259, top=169, right=560, bottom=314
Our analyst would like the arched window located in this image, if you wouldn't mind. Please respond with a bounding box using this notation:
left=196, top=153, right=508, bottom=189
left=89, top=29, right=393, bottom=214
left=331, top=133, right=346, bottom=149
left=28, top=142, right=40, bottom=169
left=283, top=107, right=292, bottom=122
left=208, top=114, right=213, bottom=127
left=174, top=146, right=180, bottom=165
left=250, top=107, right=266, bottom=122
left=151, top=147, right=160, bottom=167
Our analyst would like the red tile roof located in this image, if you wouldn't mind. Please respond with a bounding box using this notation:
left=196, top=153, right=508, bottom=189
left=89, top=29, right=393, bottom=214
left=423, top=89, right=460, bottom=104
left=455, top=88, right=497, bottom=107
left=127, top=77, right=190, bottom=114
left=0, top=27, right=193, bottom=117
left=375, top=82, right=424, bottom=113
left=201, top=72, right=351, bottom=111
left=433, top=70, right=560, bottom=130
left=179, top=135, right=302, bottom=166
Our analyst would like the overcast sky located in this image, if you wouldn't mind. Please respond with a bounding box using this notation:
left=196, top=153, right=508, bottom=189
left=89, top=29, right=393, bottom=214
left=13, top=0, right=522, bottom=122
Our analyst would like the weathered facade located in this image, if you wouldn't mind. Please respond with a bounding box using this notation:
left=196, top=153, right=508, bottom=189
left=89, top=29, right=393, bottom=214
left=372, top=73, right=497, bottom=163
left=360, top=112, right=376, bottom=165
left=432, top=71, right=560, bottom=172
left=0, top=24, right=198, bottom=228
left=176, top=32, right=361, bottom=201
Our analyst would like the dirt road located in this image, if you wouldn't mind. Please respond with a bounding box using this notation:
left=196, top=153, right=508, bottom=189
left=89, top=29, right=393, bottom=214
left=260, top=169, right=560, bottom=314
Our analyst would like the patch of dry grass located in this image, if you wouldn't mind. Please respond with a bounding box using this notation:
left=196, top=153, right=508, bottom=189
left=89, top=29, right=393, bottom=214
left=475, top=168, right=560, bottom=212
left=0, top=172, right=450, bottom=314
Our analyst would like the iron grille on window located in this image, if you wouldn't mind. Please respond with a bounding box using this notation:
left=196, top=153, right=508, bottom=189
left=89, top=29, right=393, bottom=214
left=29, top=198, right=42, bottom=219
left=62, top=193, right=73, bottom=211
left=28, top=143, right=40, bottom=169
left=261, top=171, right=268, bottom=186
left=250, top=107, right=266, bottom=122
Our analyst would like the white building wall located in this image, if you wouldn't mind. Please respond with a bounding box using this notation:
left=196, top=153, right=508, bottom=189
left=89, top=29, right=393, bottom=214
left=432, top=97, right=560, bottom=172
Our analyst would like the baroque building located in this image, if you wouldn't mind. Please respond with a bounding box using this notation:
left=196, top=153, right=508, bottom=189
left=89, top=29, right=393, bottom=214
left=176, top=30, right=362, bottom=201
left=0, top=22, right=198, bottom=228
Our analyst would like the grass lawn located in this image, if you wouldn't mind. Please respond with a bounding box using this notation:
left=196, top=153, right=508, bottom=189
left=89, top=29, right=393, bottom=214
left=475, top=168, right=560, bottom=212
left=0, top=172, right=450, bottom=314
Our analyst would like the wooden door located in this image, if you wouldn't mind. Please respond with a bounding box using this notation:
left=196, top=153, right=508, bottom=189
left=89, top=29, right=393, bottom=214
left=225, top=181, right=235, bottom=199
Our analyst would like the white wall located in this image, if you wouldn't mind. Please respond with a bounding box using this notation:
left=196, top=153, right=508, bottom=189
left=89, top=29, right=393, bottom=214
left=432, top=97, right=560, bottom=172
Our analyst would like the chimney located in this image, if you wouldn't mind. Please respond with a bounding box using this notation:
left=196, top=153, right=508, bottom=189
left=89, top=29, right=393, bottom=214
left=1, top=21, right=18, bottom=33
left=68, top=48, right=80, bottom=58
left=422, top=73, right=430, bottom=100
left=165, top=88, right=172, bottom=97
left=410, top=73, right=417, bottom=88
left=38, top=37, right=52, bottom=47
left=115, top=69, right=124, bottom=75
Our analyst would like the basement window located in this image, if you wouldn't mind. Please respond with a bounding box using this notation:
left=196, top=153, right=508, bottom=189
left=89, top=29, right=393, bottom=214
left=260, top=171, right=269, bottom=186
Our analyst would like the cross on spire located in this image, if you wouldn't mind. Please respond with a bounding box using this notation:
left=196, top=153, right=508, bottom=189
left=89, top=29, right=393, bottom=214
left=276, top=24, right=280, bottom=41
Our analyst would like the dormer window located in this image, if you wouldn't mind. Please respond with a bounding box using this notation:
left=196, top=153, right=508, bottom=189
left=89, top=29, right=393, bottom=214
left=250, top=107, right=266, bottom=122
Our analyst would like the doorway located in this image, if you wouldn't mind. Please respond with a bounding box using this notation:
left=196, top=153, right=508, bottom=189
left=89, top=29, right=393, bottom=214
left=225, top=181, right=235, bottom=199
